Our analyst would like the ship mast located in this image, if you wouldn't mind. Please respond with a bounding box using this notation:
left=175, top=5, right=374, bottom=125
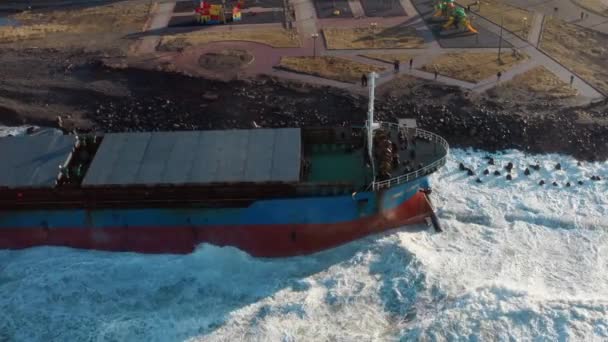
left=367, top=72, right=379, bottom=184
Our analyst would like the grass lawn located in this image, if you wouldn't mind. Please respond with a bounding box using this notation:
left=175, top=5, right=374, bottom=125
left=323, top=26, right=424, bottom=49
left=459, top=0, right=533, bottom=39
left=0, top=1, right=151, bottom=43
left=160, top=28, right=300, bottom=49
left=360, top=53, right=412, bottom=64
left=540, top=17, right=608, bottom=94
left=420, top=51, right=528, bottom=83
left=500, top=66, right=577, bottom=98
left=278, top=56, right=385, bottom=83
left=0, top=24, right=71, bottom=43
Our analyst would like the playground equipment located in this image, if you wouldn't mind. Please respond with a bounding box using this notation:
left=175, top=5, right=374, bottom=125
left=433, top=0, right=455, bottom=18
left=442, top=7, right=478, bottom=33
left=195, top=0, right=244, bottom=24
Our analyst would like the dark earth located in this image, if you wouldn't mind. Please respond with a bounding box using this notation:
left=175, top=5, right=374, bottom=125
left=198, top=49, right=255, bottom=71
left=1, top=48, right=607, bottom=161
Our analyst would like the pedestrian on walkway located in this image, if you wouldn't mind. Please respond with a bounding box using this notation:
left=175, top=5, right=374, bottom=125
left=409, top=58, right=413, bottom=70
left=497, top=71, right=502, bottom=82
left=394, top=60, right=400, bottom=73
left=580, top=11, right=585, bottom=20
left=570, top=75, right=574, bottom=87
left=361, top=73, right=368, bottom=87
left=434, top=69, right=438, bottom=80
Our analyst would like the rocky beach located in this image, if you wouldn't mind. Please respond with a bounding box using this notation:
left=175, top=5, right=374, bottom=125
left=0, top=49, right=607, bottom=161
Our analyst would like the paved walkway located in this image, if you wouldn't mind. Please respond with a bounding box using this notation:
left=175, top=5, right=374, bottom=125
left=471, top=12, right=604, bottom=100
left=513, top=0, right=608, bottom=33
left=528, top=12, right=545, bottom=46
left=398, top=0, right=440, bottom=48
left=292, top=0, right=318, bottom=37
left=133, top=1, right=176, bottom=55
left=129, top=0, right=605, bottom=102
left=347, top=0, right=365, bottom=18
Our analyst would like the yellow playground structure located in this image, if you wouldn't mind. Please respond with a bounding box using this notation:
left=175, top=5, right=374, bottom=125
left=195, top=0, right=244, bottom=24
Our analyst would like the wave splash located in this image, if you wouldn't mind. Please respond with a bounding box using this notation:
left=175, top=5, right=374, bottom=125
left=0, top=148, right=607, bottom=341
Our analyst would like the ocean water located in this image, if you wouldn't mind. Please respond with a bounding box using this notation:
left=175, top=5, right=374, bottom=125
left=0, top=127, right=607, bottom=341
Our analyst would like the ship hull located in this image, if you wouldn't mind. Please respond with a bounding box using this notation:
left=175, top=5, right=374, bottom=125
left=0, top=180, right=433, bottom=257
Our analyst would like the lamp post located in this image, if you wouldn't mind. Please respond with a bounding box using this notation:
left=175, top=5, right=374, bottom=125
left=498, top=15, right=503, bottom=63
left=311, top=33, right=319, bottom=58
left=369, top=22, right=378, bottom=47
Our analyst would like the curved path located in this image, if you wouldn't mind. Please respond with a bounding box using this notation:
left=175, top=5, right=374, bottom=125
left=132, top=0, right=605, bottom=102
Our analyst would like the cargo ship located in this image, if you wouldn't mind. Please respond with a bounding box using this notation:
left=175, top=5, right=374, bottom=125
left=0, top=74, right=449, bottom=257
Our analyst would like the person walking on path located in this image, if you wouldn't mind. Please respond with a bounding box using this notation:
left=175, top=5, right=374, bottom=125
left=433, top=66, right=438, bottom=80
left=394, top=60, right=400, bottom=73
left=497, top=71, right=502, bottom=82
left=361, top=73, right=368, bottom=87
left=409, top=58, right=413, bottom=70
left=570, top=75, right=574, bottom=87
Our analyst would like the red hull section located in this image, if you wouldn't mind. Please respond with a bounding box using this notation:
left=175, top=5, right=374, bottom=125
left=0, top=192, right=432, bottom=257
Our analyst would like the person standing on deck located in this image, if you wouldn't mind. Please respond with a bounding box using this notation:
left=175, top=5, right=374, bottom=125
left=361, top=73, right=368, bottom=87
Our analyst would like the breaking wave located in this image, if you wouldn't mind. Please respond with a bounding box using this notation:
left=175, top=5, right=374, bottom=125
left=0, top=146, right=607, bottom=341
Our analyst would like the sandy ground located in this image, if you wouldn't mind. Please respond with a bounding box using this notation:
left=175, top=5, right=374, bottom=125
left=541, top=17, right=608, bottom=95
left=277, top=56, right=385, bottom=83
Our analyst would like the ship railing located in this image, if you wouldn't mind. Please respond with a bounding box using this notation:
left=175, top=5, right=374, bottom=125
left=370, top=122, right=450, bottom=191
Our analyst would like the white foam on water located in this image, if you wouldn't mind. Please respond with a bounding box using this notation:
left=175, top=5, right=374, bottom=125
left=0, top=149, right=607, bottom=341
left=0, top=125, right=31, bottom=137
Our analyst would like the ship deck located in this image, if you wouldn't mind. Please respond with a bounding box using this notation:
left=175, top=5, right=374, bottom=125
left=388, top=128, right=444, bottom=176
left=302, top=122, right=448, bottom=192
left=306, top=144, right=371, bottom=189
left=0, top=123, right=448, bottom=210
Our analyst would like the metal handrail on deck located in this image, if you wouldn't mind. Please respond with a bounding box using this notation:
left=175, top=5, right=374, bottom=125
left=370, top=122, right=450, bottom=191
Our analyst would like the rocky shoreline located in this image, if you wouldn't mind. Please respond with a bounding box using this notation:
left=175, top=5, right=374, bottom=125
left=1, top=50, right=607, bottom=161
left=82, top=67, right=608, bottom=161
